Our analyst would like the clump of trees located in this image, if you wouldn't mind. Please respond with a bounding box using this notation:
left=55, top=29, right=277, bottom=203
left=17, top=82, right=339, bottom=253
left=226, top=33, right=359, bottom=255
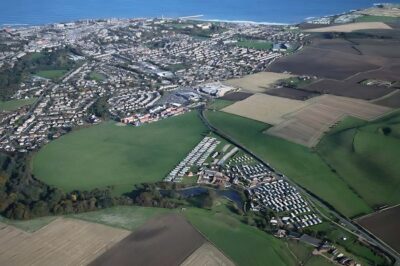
left=0, top=47, right=78, bottom=100
left=89, top=96, right=109, bottom=119
left=129, top=183, right=184, bottom=209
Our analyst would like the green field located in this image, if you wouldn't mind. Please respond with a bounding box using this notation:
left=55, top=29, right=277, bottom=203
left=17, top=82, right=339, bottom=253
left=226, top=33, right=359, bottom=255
left=0, top=98, right=37, bottom=111
left=206, top=111, right=371, bottom=217
left=287, top=240, right=314, bottom=264
left=35, top=69, right=68, bottom=80
left=33, top=112, right=208, bottom=194
left=184, top=207, right=297, bottom=266
left=236, top=39, right=273, bottom=50
left=69, top=206, right=172, bottom=231
left=355, top=15, right=399, bottom=23
left=0, top=215, right=56, bottom=233
left=89, top=71, right=106, bottom=82
left=207, top=99, right=234, bottom=111
left=317, top=112, right=400, bottom=209
left=305, top=256, right=334, bottom=266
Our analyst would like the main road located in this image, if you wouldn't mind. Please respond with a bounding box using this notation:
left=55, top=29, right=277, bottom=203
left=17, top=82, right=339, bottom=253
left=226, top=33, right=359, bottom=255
left=198, top=107, right=400, bottom=265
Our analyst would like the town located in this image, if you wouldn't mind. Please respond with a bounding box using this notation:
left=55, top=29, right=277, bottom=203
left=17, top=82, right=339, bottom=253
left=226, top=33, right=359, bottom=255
left=0, top=18, right=305, bottom=152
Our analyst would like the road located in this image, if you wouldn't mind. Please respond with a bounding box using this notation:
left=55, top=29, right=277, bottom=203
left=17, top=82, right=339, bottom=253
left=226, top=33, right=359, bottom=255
left=198, top=107, right=400, bottom=265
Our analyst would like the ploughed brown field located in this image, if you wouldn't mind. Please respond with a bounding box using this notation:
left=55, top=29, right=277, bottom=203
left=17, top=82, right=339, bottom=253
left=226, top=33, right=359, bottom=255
left=221, top=91, right=253, bottom=101
left=268, top=31, right=400, bottom=102
left=374, top=91, right=400, bottom=108
left=302, top=62, right=400, bottom=101
left=357, top=205, right=400, bottom=254
left=90, top=213, right=206, bottom=266
left=266, top=95, right=392, bottom=147
left=0, top=218, right=130, bottom=266
left=303, top=79, right=395, bottom=100
left=268, top=47, right=382, bottom=80
left=265, top=87, right=319, bottom=100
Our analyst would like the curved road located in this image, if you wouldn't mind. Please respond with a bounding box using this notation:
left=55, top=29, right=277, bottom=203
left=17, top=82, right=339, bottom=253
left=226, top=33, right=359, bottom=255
left=198, top=107, right=400, bottom=265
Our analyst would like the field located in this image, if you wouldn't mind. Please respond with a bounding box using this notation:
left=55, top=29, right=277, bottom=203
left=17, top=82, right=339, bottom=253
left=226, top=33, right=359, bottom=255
left=224, top=72, right=294, bottom=93
left=374, top=90, right=400, bottom=108
left=269, top=46, right=382, bottom=80
left=0, top=215, right=56, bottom=233
left=207, top=99, right=235, bottom=111
left=33, top=112, right=207, bottom=194
left=221, top=91, right=253, bottom=101
left=181, top=243, right=235, bottom=266
left=0, top=98, right=36, bottom=111
left=90, top=213, right=206, bottom=266
left=35, top=69, right=68, bottom=80
left=269, top=33, right=400, bottom=101
left=184, top=207, right=297, bottom=266
left=304, top=256, right=334, bottom=266
left=89, top=71, right=106, bottom=82
left=357, top=205, right=400, bottom=254
left=206, top=110, right=371, bottom=218
left=303, top=79, right=395, bottom=100
left=222, top=93, right=309, bottom=125
left=0, top=218, right=130, bottom=266
left=355, top=15, right=399, bottom=23
left=69, top=206, right=172, bottom=231
left=266, top=95, right=392, bottom=147
left=356, top=6, right=400, bottom=18
left=317, top=112, right=400, bottom=209
left=265, top=87, right=318, bottom=100
left=305, top=22, right=392, bottom=32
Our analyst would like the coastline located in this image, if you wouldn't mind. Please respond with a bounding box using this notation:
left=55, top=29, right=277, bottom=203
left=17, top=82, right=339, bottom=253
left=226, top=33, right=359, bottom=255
left=1, top=2, right=398, bottom=28
left=1, top=16, right=292, bottom=28
left=195, top=18, right=289, bottom=26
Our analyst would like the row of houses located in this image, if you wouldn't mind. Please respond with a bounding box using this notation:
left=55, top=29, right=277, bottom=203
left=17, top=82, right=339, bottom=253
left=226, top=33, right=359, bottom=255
left=121, top=105, right=186, bottom=126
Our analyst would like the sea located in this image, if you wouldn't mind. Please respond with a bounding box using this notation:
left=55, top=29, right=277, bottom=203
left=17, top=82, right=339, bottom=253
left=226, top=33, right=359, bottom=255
left=2, top=0, right=400, bottom=26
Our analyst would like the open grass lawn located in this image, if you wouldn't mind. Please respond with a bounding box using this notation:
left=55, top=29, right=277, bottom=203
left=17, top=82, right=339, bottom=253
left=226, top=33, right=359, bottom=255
left=287, top=240, right=314, bottom=264
left=206, top=111, right=371, bottom=218
left=236, top=39, right=273, bottom=50
left=0, top=98, right=37, bottom=111
left=286, top=240, right=335, bottom=266
left=33, top=112, right=208, bottom=194
left=317, top=111, right=400, bottom=210
left=184, top=207, right=297, bottom=266
left=69, top=206, right=171, bottom=231
left=35, top=69, right=68, bottom=80
left=89, top=71, right=106, bottom=82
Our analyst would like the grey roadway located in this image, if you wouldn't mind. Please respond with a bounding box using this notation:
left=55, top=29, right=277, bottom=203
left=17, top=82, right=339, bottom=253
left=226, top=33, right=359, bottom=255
left=198, top=107, right=400, bottom=265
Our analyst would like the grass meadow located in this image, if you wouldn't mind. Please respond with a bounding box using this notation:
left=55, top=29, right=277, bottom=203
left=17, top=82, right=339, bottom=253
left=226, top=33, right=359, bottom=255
left=33, top=112, right=207, bottom=195
left=206, top=110, right=372, bottom=218
left=0, top=98, right=37, bottom=111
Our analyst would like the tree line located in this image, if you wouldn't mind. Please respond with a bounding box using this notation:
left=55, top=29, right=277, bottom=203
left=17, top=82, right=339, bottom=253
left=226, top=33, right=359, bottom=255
left=0, top=152, right=217, bottom=220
